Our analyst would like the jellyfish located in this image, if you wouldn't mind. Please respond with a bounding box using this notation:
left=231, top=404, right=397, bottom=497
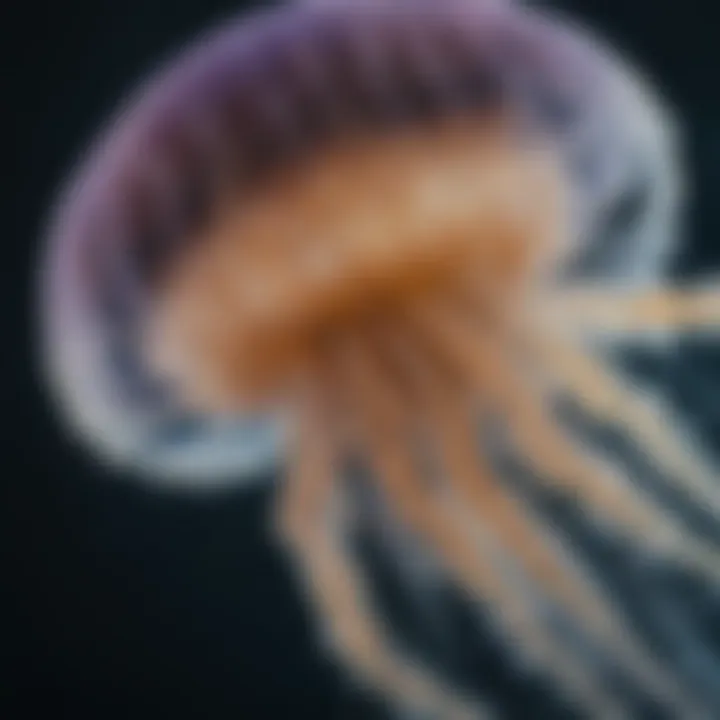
left=38, top=0, right=720, bottom=718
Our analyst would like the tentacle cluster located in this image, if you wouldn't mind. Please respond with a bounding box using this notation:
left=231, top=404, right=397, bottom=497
left=272, top=278, right=720, bottom=720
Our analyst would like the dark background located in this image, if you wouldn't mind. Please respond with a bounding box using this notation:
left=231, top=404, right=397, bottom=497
left=6, top=0, right=720, bottom=718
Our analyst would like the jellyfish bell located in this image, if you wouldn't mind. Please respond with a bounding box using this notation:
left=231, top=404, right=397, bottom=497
left=39, top=0, right=681, bottom=490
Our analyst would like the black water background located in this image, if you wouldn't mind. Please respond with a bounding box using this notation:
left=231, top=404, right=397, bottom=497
left=5, top=0, right=720, bottom=717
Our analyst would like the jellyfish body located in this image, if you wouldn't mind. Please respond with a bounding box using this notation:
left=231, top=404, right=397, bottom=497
left=39, top=1, right=720, bottom=718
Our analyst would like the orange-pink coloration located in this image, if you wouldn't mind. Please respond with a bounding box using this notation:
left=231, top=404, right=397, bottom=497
left=149, top=118, right=565, bottom=411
